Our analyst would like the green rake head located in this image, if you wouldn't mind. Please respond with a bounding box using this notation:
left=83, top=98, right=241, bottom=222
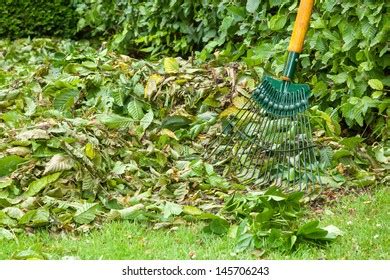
left=205, top=53, right=323, bottom=192
left=252, top=52, right=311, bottom=117
left=205, top=83, right=323, bottom=192
left=253, top=76, right=310, bottom=117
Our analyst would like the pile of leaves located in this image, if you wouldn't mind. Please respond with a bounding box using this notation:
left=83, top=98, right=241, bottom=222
left=0, top=39, right=388, bottom=251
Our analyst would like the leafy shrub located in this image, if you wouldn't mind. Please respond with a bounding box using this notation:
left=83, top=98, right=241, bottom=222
left=75, top=0, right=219, bottom=56
left=76, top=0, right=389, bottom=141
left=0, top=0, right=78, bottom=38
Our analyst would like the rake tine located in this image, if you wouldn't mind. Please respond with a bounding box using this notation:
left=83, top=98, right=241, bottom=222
left=248, top=115, right=275, bottom=186
left=298, top=112, right=310, bottom=192
left=281, top=110, right=292, bottom=189
left=293, top=93, right=302, bottom=190
left=300, top=90, right=318, bottom=191
left=299, top=96, right=322, bottom=191
left=236, top=110, right=271, bottom=178
left=235, top=85, right=277, bottom=176
left=234, top=101, right=265, bottom=154
left=273, top=94, right=290, bottom=187
left=291, top=95, right=302, bottom=191
left=306, top=123, right=323, bottom=191
left=288, top=94, right=298, bottom=190
left=292, top=93, right=303, bottom=192
left=246, top=113, right=276, bottom=185
left=234, top=116, right=264, bottom=176
left=303, top=116, right=315, bottom=190
left=205, top=97, right=254, bottom=160
left=266, top=86, right=286, bottom=184
left=286, top=114, right=292, bottom=189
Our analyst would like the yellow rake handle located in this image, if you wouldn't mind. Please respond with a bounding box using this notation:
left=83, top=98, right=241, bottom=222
left=288, top=0, right=314, bottom=53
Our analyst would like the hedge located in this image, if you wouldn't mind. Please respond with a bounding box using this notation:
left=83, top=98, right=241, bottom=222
left=0, top=0, right=78, bottom=38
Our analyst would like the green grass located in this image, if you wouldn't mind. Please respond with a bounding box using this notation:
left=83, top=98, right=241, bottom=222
left=0, top=222, right=253, bottom=260
left=271, top=186, right=390, bottom=260
left=0, top=187, right=389, bottom=260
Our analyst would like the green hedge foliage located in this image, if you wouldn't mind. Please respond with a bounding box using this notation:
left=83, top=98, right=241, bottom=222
left=0, top=0, right=388, bottom=140
left=76, top=0, right=389, bottom=141
left=0, top=0, right=78, bottom=38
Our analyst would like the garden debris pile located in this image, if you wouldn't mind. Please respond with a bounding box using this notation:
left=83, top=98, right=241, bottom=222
left=0, top=39, right=388, bottom=239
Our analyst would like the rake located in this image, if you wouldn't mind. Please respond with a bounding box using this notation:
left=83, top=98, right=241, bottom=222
left=205, top=0, right=323, bottom=192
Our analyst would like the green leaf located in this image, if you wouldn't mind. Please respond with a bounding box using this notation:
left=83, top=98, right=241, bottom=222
left=43, top=154, right=73, bottom=175
left=267, top=195, right=286, bottom=201
left=374, top=147, right=388, bottom=164
left=368, top=79, right=383, bottom=90
left=85, top=143, right=96, bottom=160
left=234, top=233, right=254, bottom=252
left=297, top=220, right=320, bottom=235
left=3, top=207, right=24, bottom=220
left=314, top=108, right=341, bottom=135
left=265, top=187, right=287, bottom=201
left=133, top=83, right=144, bottom=97
left=371, top=91, right=383, bottom=99
left=114, top=204, right=145, bottom=220
left=82, top=61, right=97, bottom=69
left=31, top=208, right=50, bottom=226
left=204, top=218, right=230, bottom=235
left=13, top=249, right=44, bottom=260
left=0, top=155, right=26, bottom=176
left=0, top=211, right=17, bottom=227
left=161, top=115, right=192, bottom=130
left=269, top=14, right=287, bottom=31
left=18, top=209, right=36, bottom=225
left=140, top=109, right=154, bottom=130
left=112, top=90, right=124, bottom=106
left=246, top=0, right=260, bottom=13
left=340, top=136, right=364, bottom=149
left=24, top=96, right=36, bottom=116
left=127, top=100, right=144, bottom=120
left=183, top=206, right=203, bottom=216
left=24, top=172, right=62, bottom=197
left=53, top=88, right=79, bottom=111
left=74, top=203, right=99, bottom=224
left=0, top=178, right=13, bottom=189
left=163, top=57, right=179, bottom=73
left=321, top=225, right=343, bottom=240
left=290, top=235, right=297, bottom=249
left=197, top=212, right=223, bottom=220
left=329, top=72, right=348, bottom=84
left=297, top=220, right=328, bottom=240
left=320, top=147, right=333, bottom=167
left=111, top=161, right=138, bottom=175
left=255, top=207, right=274, bottom=224
left=96, top=113, right=134, bottom=129
left=163, top=202, right=183, bottom=219
left=269, top=0, right=283, bottom=7
left=267, top=228, right=286, bottom=248
left=0, top=228, right=14, bottom=240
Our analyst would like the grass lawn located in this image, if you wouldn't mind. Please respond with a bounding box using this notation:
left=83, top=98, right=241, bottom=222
left=0, top=186, right=388, bottom=260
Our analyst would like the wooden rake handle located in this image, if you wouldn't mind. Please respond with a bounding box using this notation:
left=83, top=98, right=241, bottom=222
left=288, top=0, right=314, bottom=53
